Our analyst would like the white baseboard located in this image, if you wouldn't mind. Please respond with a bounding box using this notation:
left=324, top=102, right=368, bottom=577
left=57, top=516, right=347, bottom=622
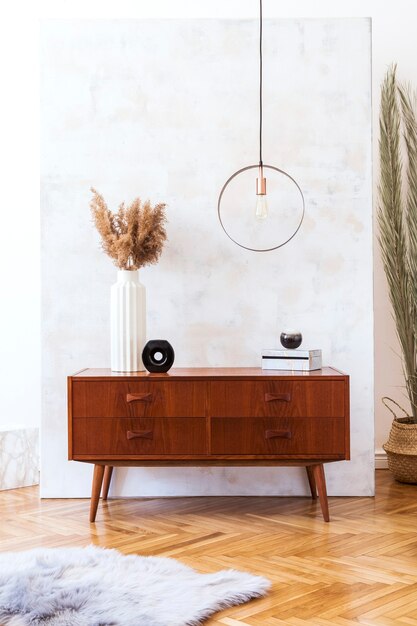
left=375, top=448, right=388, bottom=469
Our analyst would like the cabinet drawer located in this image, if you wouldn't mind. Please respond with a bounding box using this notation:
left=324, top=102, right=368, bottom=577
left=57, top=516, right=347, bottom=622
left=211, top=417, right=345, bottom=456
left=72, top=381, right=206, bottom=418
left=72, top=417, right=207, bottom=456
left=210, top=381, right=345, bottom=418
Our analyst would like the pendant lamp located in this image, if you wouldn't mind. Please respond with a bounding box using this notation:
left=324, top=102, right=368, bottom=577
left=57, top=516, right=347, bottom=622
left=217, top=0, right=305, bottom=252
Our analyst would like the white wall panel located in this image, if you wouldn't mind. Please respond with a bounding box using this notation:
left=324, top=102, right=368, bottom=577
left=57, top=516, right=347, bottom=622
left=40, top=18, right=373, bottom=497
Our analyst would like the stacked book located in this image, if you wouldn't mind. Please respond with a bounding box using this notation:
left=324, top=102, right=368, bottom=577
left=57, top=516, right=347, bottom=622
left=261, top=348, right=322, bottom=371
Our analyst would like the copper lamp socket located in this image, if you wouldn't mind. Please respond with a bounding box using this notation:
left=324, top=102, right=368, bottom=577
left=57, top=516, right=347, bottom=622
left=256, top=175, right=267, bottom=195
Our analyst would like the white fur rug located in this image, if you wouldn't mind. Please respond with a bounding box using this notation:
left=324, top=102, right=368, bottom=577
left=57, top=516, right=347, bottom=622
left=0, top=545, right=270, bottom=626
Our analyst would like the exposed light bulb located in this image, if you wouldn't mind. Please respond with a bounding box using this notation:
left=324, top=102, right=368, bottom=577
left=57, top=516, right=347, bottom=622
left=255, top=194, right=268, bottom=221
left=255, top=165, right=268, bottom=221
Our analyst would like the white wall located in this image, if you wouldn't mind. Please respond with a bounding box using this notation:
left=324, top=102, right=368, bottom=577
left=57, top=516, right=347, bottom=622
left=0, top=15, right=40, bottom=430
left=1, top=0, right=415, bottom=473
left=41, top=17, right=373, bottom=498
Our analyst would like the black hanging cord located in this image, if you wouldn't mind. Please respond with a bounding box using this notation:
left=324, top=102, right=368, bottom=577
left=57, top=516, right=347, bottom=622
left=259, top=0, right=263, bottom=166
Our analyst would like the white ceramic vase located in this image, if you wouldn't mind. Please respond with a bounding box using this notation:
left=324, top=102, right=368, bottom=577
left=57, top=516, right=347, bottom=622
left=111, top=269, right=146, bottom=372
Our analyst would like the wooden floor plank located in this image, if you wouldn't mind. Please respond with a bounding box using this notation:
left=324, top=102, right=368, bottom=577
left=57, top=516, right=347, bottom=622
left=1, top=470, right=417, bottom=624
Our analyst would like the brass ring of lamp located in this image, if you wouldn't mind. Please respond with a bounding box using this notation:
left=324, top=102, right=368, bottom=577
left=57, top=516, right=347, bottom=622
left=217, top=163, right=305, bottom=252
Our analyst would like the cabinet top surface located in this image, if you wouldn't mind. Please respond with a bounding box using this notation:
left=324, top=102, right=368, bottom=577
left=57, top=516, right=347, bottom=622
left=70, top=367, right=347, bottom=380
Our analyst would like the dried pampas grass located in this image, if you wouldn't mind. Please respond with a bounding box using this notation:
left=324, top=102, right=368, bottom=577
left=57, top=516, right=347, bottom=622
left=90, top=188, right=167, bottom=270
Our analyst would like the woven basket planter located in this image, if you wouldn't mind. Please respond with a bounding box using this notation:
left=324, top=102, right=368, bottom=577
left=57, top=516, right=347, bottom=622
left=382, top=398, right=417, bottom=484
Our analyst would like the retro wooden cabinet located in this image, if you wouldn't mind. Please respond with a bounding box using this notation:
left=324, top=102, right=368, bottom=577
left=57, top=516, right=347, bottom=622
left=68, top=367, right=350, bottom=522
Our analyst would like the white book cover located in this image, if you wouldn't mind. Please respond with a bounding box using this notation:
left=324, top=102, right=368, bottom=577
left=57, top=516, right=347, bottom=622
left=261, top=349, right=322, bottom=371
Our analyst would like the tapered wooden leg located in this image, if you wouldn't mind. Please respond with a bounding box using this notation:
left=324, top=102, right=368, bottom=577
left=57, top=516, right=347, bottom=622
left=102, top=466, right=113, bottom=501
left=313, top=464, right=330, bottom=522
left=306, top=466, right=317, bottom=500
left=90, top=464, right=105, bottom=523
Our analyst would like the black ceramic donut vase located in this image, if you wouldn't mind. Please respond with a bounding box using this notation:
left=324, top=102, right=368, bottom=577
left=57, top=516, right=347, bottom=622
left=142, top=340, right=175, bottom=373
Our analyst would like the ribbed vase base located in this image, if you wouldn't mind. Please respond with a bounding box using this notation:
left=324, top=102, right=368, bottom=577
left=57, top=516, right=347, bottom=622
left=110, top=270, right=146, bottom=373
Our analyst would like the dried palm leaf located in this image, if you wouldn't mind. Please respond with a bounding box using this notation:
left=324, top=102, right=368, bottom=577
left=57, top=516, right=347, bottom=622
left=378, top=66, right=417, bottom=421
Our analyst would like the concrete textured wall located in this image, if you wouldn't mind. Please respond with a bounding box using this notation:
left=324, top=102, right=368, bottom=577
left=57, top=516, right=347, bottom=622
left=41, top=18, right=373, bottom=497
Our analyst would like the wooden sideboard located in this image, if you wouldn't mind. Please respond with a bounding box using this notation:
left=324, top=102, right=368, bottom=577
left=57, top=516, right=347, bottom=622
left=68, top=367, right=350, bottom=522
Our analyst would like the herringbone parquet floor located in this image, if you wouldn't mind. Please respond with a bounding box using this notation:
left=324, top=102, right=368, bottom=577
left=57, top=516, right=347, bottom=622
left=1, top=470, right=417, bottom=625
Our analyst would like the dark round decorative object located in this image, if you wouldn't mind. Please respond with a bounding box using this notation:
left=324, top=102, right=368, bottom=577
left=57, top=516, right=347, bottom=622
left=280, top=331, right=302, bottom=350
left=142, top=340, right=175, bottom=373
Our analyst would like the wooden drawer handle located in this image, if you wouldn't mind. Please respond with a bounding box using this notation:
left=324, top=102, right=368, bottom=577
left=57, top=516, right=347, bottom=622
left=265, top=429, right=292, bottom=439
left=126, top=430, right=153, bottom=440
left=265, top=393, right=291, bottom=402
left=126, top=393, right=153, bottom=403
